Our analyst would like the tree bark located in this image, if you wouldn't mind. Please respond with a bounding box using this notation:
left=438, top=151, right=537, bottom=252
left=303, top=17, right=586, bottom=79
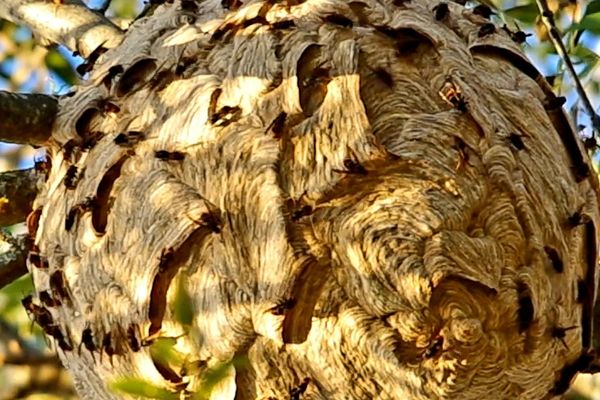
left=0, top=92, right=57, bottom=145
left=0, top=0, right=123, bottom=57
left=26, top=0, right=600, bottom=399
left=0, top=168, right=40, bottom=226
left=0, top=168, right=43, bottom=287
left=0, top=232, right=28, bottom=289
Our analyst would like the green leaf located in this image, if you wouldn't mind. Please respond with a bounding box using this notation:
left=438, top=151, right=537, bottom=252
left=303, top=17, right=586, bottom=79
left=572, top=46, right=600, bottom=63
left=577, top=12, right=600, bottom=33
left=577, top=60, right=598, bottom=80
left=194, top=362, right=232, bottom=400
left=45, top=48, right=77, bottom=86
left=503, top=3, right=539, bottom=24
left=111, top=377, right=178, bottom=400
left=232, top=354, right=250, bottom=370
left=0, top=274, right=33, bottom=312
left=0, top=20, right=18, bottom=36
left=589, top=80, right=600, bottom=97
left=110, top=0, right=141, bottom=19
left=149, top=336, right=184, bottom=366
left=584, top=0, right=600, bottom=17
left=173, top=277, right=194, bottom=326
left=193, top=356, right=249, bottom=400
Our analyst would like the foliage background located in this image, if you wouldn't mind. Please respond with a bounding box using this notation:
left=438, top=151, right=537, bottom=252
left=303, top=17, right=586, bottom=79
left=0, top=0, right=598, bottom=398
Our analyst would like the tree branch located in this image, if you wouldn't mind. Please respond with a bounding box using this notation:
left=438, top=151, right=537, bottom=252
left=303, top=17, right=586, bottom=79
left=0, top=231, right=28, bottom=290
left=0, top=168, right=37, bottom=288
left=0, top=92, right=57, bottom=146
left=3, top=351, right=60, bottom=366
left=534, top=0, right=600, bottom=137
left=0, top=168, right=39, bottom=227
left=0, top=0, right=124, bottom=58
left=0, top=319, right=74, bottom=398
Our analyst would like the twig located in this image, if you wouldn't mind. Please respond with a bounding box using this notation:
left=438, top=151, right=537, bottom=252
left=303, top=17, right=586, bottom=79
left=0, top=231, right=28, bottom=290
left=0, top=91, right=57, bottom=146
left=0, top=168, right=40, bottom=227
left=0, top=0, right=123, bottom=58
left=2, top=351, right=59, bottom=366
left=534, top=0, right=600, bottom=136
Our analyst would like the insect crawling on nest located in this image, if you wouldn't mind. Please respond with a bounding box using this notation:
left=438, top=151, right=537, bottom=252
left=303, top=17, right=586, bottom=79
left=197, top=212, right=222, bottom=234
left=76, top=44, right=108, bottom=76
left=473, top=4, right=495, bottom=19
left=551, top=326, right=578, bottom=349
left=567, top=207, right=591, bottom=228
left=49, top=270, right=71, bottom=303
left=269, top=298, right=296, bottom=315
left=79, top=327, right=98, bottom=358
left=114, top=131, right=145, bottom=147
left=158, top=247, right=175, bottom=272
left=478, top=23, right=496, bottom=38
left=46, top=324, right=73, bottom=351
left=439, top=79, right=467, bottom=112
left=65, top=196, right=97, bottom=231
left=154, top=150, right=186, bottom=161
left=289, top=377, right=311, bottom=400
left=28, top=251, right=49, bottom=269
left=64, top=165, right=83, bottom=189
left=333, top=158, right=368, bottom=176
left=127, top=324, right=142, bottom=352
left=266, top=112, right=287, bottom=138
left=291, top=205, right=313, bottom=221
left=423, top=335, right=444, bottom=359
left=102, top=65, right=124, bottom=89
left=583, top=136, right=598, bottom=151
left=39, top=290, right=61, bottom=307
left=34, top=154, right=51, bottom=179
left=102, top=332, right=116, bottom=365
left=22, top=295, right=54, bottom=327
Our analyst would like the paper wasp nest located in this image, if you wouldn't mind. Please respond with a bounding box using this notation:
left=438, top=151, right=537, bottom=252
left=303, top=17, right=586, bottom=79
left=27, top=0, right=600, bottom=398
